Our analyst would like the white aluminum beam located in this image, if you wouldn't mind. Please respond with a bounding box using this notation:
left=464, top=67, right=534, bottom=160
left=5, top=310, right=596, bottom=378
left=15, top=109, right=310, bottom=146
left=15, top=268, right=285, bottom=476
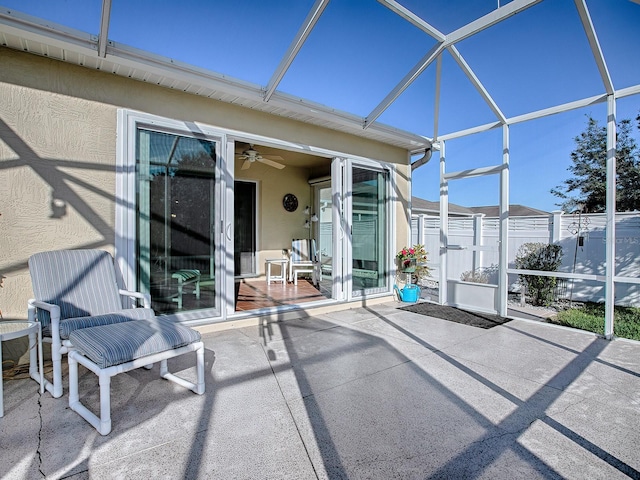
left=440, top=90, right=613, bottom=142
left=506, top=269, right=606, bottom=283
left=614, top=276, right=640, bottom=285
left=97, top=0, right=112, bottom=58
left=377, top=0, right=445, bottom=42
left=604, top=94, right=616, bottom=339
left=367, top=0, right=541, bottom=130
left=439, top=121, right=503, bottom=141
left=574, top=0, right=614, bottom=95
left=443, top=164, right=505, bottom=181
left=263, top=0, right=329, bottom=102
left=445, top=0, right=542, bottom=46
left=507, top=93, right=608, bottom=125
left=364, top=42, right=445, bottom=129
left=616, top=84, right=640, bottom=99
left=433, top=54, right=442, bottom=140
left=447, top=45, right=507, bottom=124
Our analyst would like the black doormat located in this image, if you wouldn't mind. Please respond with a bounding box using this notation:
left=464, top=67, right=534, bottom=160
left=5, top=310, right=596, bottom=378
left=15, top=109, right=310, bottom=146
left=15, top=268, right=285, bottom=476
left=399, top=302, right=511, bottom=329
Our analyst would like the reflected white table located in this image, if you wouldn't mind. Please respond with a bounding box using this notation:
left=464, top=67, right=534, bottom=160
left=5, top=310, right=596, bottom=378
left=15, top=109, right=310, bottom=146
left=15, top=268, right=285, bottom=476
left=0, top=320, right=44, bottom=417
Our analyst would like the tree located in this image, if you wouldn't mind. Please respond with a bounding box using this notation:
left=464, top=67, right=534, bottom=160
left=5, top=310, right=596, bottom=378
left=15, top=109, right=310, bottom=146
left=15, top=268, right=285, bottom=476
left=551, top=114, right=640, bottom=213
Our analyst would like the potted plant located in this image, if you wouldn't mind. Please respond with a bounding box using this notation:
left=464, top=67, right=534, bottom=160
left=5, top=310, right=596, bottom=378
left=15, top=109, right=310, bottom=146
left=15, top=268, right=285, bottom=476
left=396, top=244, right=430, bottom=279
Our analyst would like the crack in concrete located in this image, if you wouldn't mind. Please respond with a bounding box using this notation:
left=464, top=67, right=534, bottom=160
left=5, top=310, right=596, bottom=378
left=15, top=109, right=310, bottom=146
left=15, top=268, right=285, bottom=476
left=548, top=394, right=589, bottom=417
left=37, top=389, right=45, bottom=478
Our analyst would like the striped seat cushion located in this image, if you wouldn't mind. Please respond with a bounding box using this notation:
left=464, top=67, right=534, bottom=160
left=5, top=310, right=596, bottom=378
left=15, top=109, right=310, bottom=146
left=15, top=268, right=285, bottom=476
left=68, top=317, right=202, bottom=369
left=47, top=307, right=156, bottom=340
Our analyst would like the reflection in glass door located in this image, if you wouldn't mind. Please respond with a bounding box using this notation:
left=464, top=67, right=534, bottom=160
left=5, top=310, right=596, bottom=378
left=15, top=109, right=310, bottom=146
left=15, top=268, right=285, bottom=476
left=315, top=182, right=333, bottom=295
left=351, top=166, right=388, bottom=293
left=137, top=129, right=217, bottom=314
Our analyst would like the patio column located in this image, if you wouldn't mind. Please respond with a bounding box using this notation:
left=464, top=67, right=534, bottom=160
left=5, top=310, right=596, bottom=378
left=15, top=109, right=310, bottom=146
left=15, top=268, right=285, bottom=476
left=498, top=124, right=510, bottom=317
left=604, top=94, right=616, bottom=339
left=439, top=141, right=448, bottom=305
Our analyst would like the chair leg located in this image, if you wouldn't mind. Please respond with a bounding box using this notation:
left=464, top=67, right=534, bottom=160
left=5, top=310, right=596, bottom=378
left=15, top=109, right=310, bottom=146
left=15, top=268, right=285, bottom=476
left=159, top=343, right=205, bottom=395
left=69, top=342, right=203, bottom=435
left=68, top=351, right=113, bottom=435
left=177, top=280, right=184, bottom=309
left=50, top=341, right=64, bottom=398
left=68, top=353, right=79, bottom=407
left=98, top=372, right=112, bottom=435
left=196, top=344, right=205, bottom=394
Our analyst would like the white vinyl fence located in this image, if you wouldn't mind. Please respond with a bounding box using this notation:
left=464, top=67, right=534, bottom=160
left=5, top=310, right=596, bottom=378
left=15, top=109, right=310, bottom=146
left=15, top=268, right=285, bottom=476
left=412, top=211, right=640, bottom=306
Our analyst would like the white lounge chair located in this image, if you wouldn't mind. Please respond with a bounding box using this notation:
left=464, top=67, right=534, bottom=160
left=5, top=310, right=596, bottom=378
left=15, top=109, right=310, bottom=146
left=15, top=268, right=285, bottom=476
left=27, top=249, right=157, bottom=398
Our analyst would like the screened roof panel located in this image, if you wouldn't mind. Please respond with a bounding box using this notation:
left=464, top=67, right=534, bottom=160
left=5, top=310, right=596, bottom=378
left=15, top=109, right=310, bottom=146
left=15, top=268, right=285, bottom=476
left=0, top=0, right=638, bottom=153
left=376, top=49, right=507, bottom=137
left=376, top=64, right=438, bottom=137
left=451, top=0, right=605, bottom=118
left=587, top=0, right=640, bottom=90
left=399, top=0, right=512, bottom=33
left=278, top=0, right=437, bottom=117
left=1, top=0, right=101, bottom=32
left=108, top=0, right=315, bottom=86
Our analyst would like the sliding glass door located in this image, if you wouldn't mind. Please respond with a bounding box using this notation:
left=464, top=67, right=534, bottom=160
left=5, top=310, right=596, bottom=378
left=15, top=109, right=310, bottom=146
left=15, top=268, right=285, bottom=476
left=351, top=166, right=388, bottom=294
left=137, top=128, right=218, bottom=314
left=331, top=158, right=391, bottom=299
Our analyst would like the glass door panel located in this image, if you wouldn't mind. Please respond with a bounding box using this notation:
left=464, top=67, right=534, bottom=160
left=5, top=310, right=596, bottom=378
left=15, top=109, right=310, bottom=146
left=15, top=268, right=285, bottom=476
left=351, top=166, right=388, bottom=293
left=137, top=129, right=217, bottom=314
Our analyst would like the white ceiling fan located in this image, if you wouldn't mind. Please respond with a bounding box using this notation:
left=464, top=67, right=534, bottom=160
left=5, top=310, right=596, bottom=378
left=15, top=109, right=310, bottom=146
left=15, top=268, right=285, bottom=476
left=236, top=144, right=285, bottom=170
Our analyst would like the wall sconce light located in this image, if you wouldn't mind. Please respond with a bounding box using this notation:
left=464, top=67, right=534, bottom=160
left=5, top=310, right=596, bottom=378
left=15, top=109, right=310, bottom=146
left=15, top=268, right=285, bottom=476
left=304, top=220, right=311, bottom=229
left=303, top=206, right=310, bottom=215
left=310, top=214, right=319, bottom=222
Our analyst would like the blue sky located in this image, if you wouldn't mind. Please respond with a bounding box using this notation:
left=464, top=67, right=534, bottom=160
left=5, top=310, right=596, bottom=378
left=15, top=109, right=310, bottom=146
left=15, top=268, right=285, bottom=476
left=5, top=0, right=640, bottom=212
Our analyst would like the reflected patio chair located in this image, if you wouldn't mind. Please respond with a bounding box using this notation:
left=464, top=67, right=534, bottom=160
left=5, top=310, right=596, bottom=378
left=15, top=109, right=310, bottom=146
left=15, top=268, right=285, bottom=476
left=28, top=249, right=155, bottom=398
left=288, top=239, right=321, bottom=286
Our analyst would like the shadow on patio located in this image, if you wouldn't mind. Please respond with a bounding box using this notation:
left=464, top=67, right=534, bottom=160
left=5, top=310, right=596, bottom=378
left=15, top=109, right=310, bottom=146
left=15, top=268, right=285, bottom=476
left=1, top=301, right=639, bottom=479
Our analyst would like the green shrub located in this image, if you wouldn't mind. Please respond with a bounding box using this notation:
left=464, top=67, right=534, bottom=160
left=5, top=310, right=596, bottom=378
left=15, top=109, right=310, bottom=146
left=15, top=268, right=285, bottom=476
left=515, top=242, right=563, bottom=306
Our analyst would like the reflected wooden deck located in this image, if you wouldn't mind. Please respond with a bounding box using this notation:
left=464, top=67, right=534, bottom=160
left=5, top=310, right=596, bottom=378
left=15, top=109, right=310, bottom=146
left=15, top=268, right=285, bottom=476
left=235, top=278, right=328, bottom=311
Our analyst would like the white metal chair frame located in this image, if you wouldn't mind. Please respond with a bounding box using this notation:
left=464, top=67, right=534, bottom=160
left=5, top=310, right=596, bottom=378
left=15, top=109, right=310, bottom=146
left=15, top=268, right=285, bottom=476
left=27, top=290, right=150, bottom=398
left=288, top=239, right=322, bottom=286
left=68, top=340, right=205, bottom=435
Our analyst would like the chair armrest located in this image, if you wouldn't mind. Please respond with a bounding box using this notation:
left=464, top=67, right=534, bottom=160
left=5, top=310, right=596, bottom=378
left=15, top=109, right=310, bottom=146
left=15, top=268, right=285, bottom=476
left=28, top=298, right=61, bottom=317
left=119, top=289, right=151, bottom=309
left=28, top=298, right=61, bottom=342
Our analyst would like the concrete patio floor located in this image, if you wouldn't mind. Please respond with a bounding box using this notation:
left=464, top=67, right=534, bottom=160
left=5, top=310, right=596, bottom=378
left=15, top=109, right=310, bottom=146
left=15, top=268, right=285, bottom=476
left=1, top=301, right=640, bottom=479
